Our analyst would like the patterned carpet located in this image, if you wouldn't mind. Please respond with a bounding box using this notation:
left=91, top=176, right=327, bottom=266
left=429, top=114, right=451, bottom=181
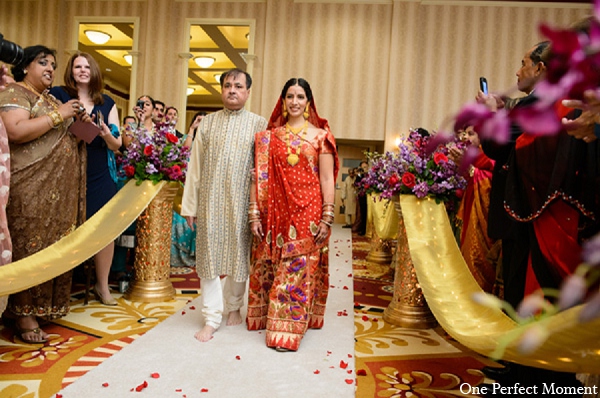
left=351, top=234, right=495, bottom=398
left=0, top=235, right=495, bottom=398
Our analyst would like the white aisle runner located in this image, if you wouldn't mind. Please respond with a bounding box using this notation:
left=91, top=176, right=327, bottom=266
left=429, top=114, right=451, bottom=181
left=60, top=225, right=355, bottom=398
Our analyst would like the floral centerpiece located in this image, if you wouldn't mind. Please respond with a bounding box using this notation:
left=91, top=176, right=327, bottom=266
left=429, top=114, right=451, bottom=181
left=356, top=128, right=468, bottom=211
left=120, top=122, right=190, bottom=185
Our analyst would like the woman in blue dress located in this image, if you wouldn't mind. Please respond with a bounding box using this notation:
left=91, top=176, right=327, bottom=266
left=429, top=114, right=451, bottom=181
left=50, top=52, right=122, bottom=305
left=170, top=111, right=205, bottom=267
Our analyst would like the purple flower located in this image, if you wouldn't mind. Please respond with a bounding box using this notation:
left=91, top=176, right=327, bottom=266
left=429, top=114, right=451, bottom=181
left=558, top=274, right=587, bottom=310
left=581, top=232, right=600, bottom=266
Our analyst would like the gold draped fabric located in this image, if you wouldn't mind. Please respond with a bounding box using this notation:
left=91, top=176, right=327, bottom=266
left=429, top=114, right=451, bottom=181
left=368, top=193, right=398, bottom=240
left=0, top=180, right=166, bottom=296
left=400, top=194, right=600, bottom=374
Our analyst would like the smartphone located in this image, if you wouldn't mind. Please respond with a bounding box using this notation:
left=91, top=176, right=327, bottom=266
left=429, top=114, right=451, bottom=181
left=479, top=77, right=488, bottom=94
left=97, top=110, right=104, bottom=128
left=136, top=99, right=145, bottom=109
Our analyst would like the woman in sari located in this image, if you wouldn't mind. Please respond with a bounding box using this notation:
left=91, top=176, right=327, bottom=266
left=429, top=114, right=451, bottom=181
left=451, top=126, right=499, bottom=295
left=247, top=78, right=339, bottom=352
left=0, top=45, right=87, bottom=343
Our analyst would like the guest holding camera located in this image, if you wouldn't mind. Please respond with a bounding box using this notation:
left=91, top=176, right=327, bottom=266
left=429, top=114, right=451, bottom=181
left=50, top=52, right=122, bottom=306
left=0, top=45, right=87, bottom=343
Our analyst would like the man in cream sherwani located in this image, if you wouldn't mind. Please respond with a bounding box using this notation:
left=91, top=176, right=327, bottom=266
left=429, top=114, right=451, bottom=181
left=182, top=68, right=267, bottom=342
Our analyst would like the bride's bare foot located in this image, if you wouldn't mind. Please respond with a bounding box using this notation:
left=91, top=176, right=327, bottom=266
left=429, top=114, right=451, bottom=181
left=226, top=310, right=242, bottom=326
left=194, top=325, right=216, bottom=342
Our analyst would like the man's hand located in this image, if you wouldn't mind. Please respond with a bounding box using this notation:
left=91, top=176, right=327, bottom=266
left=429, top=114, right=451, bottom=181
left=562, top=89, right=600, bottom=143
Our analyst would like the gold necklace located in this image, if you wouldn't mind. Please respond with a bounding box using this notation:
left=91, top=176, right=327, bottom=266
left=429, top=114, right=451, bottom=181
left=19, top=80, right=59, bottom=110
left=284, top=120, right=308, bottom=166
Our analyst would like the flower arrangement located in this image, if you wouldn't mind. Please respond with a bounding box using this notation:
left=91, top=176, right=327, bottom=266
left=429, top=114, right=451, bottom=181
left=356, top=128, right=468, bottom=209
left=120, top=122, right=190, bottom=185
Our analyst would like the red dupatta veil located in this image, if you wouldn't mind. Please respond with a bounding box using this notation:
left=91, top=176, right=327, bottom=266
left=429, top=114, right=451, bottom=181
left=253, top=96, right=339, bottom=262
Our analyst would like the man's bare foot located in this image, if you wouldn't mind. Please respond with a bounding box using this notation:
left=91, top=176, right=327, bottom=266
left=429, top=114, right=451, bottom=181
left=194, top=325, right=216, bottom=342
left=226, top=310, right=242, bottom=326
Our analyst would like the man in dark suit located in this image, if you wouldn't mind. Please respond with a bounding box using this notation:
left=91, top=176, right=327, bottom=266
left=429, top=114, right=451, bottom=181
left=478, top=42, right=590, bottom=394
left=480, top=41, right=549, bottom=309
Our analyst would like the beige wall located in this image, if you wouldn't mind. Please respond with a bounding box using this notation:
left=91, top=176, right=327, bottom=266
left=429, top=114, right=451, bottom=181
left=1, top=0, right=591, bottom=147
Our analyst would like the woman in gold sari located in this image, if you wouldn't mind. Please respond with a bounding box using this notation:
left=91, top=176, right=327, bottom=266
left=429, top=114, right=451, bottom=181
left=247, top=78, right=338, bottom=351
left=0, top=45, right=87, bottom=344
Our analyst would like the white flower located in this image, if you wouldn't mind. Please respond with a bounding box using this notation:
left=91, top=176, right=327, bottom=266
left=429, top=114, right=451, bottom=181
left=472, top=292, right=504, bottom=309
left=1, top=250, right=11, bottom=260
left=518, top=324, right=550, bottom=354
left=517, top=294, right=547, bottom=318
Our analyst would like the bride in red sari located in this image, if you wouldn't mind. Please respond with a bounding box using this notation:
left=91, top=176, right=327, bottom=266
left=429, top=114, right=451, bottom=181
left=247, top=78, right=339, bottom=351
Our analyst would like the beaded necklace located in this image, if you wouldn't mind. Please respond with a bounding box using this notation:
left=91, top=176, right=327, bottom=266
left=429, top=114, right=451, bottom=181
left=284, top=120, right=308, bottom=166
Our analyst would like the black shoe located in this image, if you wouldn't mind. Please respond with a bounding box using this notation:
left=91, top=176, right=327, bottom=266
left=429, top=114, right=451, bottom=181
left=342, top=225, right=352, bottom=228
left=481, top=364, right=515, bottom=384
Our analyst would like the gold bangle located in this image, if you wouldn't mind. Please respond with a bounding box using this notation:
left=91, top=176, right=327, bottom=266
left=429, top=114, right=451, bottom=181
left=47, top=110, right=63, bottom=127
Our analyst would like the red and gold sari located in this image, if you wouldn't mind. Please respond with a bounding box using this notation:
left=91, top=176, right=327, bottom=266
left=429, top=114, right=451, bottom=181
left=456, top=149, right=498, bottom=294
left=247, top=99, right=339, bottom=351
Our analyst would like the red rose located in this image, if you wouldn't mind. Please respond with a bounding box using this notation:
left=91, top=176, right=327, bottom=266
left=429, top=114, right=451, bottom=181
left=172, top=165, right=181, bottom=174
left=143, top=145, right=154, bottom=156
left=455, top=188, right=464, bottom=199
left=401, top=172, right=416, bottom=188
left=124, top=165, right=135, bottom=177
left=166, top=133, right=179, bottom=144
left=434, top=152, right=448, bottom=165
left=388, top=174, right=399, bottom=186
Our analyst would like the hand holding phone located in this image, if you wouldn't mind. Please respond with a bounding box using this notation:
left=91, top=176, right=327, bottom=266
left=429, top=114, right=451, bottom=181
left=136, top=99, right=145, bottom=109
left=479, top=77, right=488, bottom=94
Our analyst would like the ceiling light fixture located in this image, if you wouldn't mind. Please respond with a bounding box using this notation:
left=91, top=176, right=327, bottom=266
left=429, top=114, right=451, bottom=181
left=123, top=54, right=132, bottom=65
left=194, top=56, right=215, bottom=68
left=84, top=30, right=112, bottom=45
left=245, top=33, right=250, bottom=40
left=214, top=74, right=221, bottom=83
left=187, top=87, right=195, bottom=96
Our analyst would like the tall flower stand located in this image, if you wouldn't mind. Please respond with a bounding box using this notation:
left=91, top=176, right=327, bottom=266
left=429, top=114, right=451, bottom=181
left=365, top=193, right=398, bottom=265
left=383, top=196, right=437, bottom=328
left=124, top=182, right=179, bottom=302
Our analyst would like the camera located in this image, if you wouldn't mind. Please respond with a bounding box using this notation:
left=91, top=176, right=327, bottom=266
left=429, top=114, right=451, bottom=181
left=136, top=99, right=145, bottom=109
left=0, top=33, right=24, bottom=65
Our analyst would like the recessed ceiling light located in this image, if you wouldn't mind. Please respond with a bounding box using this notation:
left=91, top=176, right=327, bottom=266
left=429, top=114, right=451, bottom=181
left=187, top=87, right=195, bottom=96
left=84, top=30, right=111, bottom=45
left=123, top=54, right=132, bottom=65
left=105, top=68, right=112, bottom=72
left=194, top=56, right=215, bottom=68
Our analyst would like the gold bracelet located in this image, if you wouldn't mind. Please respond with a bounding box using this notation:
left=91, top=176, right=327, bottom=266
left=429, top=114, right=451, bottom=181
left=47, top=110, right=63, bottom=127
